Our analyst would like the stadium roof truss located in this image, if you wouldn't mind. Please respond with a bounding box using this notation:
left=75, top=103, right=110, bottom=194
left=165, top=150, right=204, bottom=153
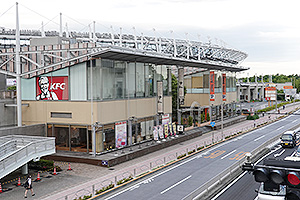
left=0, top=32, right=248, bottom=78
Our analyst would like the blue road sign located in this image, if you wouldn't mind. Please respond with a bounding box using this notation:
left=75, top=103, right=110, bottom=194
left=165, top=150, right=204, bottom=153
left=210, top=121, right=215, bottom=127
left=102, top=160, right=108, bottom=166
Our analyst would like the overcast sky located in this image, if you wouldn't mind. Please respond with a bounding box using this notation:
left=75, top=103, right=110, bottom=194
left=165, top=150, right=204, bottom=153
left=1, top=0, right=300, bottom=78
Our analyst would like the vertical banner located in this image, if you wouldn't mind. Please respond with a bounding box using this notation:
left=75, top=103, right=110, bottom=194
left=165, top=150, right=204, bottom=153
left=178, top=68, right=185, bottom=105
left=222, top=73, right=226, bottom=101
left=115, top=121, right=127, bottom=148
left=158, top=125, right=164, bottom=139
left=168, top=122, right=173, bottom=136
left=172, top=122, right=177, bottom=136
left=153, top=126, right=159, bottom=141
left=209, top=71, right=215, bottom=101
left=164, top=124, right=169, bottom=138
left=157, top=81, right=163, bottom=114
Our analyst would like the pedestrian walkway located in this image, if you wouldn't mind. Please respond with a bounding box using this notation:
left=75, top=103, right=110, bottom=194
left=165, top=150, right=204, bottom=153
left=0, top=102, right=299, bottom=200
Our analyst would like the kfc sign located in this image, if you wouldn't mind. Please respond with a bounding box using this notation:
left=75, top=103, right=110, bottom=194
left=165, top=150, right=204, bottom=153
left=36, top=76, right=68, bottom=100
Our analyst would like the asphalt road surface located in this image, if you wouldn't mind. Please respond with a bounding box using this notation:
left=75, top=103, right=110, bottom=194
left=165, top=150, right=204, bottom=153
left=214, top=112, right=300, bottom=200
left=100, top=110, right=300, bottom=200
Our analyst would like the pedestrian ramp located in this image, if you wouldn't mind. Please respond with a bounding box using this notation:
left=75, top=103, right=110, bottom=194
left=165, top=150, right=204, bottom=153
left=0, top=135, right=55, bottom=179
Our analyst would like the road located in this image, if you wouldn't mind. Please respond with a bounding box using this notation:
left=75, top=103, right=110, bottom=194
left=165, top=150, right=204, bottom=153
left=100, top=109, right=300, bottom=200
left=214, top=113, right=300, bottom=200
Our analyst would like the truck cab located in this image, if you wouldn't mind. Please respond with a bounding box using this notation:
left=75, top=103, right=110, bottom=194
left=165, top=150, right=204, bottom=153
left=280, top=131, right=296, bottom=148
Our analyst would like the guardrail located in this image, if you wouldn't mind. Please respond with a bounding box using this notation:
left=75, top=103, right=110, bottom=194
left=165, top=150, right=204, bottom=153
left=54, top=105, right=300, bottom=200
left=0, top=135, right=55, bottom=179
left=0, top=140, right=17, bottom=160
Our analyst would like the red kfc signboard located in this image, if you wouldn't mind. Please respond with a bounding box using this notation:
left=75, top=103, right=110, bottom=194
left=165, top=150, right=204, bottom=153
left=36, top=76, right=69, bottom=100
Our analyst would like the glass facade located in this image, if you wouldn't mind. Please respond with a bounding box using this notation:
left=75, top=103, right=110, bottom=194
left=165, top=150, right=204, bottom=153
left=87, top=59, right=171, bottom=100
left=186, top=70, right=236, bottom=94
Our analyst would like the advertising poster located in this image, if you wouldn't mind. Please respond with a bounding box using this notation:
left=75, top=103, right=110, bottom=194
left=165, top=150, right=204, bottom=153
left=162, top=114, right=170, bottom=125
left=158, top=125, right=164, bottom=139
left=36, top=76, right=69, bottom=100
left=164, top=124, right=169, bottom=138
left=210, top=71, right=215, bottom=101
left=153, top=126, right=159, bottom=141
left=115, top=121, right=127, bottom=148
left=222, top=73, right=226, bottom=101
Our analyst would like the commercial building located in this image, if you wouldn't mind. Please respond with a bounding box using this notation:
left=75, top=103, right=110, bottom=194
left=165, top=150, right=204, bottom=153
left=0, top=27, right=248, bottom=153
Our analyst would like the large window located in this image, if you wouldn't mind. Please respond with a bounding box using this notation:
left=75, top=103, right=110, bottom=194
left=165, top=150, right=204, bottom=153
left=87, top=59, right=101, bottom=100
left=126, top=62, right=136, bottom=98
left=102, top=59, right=115, bottom=99
left=136, top=63, right=145, bottom=97
left=114, top=61, right=126, bottom=99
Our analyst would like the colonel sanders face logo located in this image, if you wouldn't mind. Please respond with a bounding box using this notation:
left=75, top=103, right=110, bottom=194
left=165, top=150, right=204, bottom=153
left=36, top=77, right=58, bottom=100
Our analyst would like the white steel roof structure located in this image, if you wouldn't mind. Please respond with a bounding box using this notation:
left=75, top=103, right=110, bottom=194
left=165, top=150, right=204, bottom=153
left=0, top=28, right=248, bottom=78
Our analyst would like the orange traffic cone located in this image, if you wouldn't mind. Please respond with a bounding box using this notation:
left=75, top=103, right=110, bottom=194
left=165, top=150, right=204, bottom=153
left=36, top=172, right=41, bottom=181
left=53, top=167, right=57, bottom=175
left=67, top=163, right=72, bottom=171
left=17, top=177, right=21, bottom=186
left=0, top=182, right=2, bottom=193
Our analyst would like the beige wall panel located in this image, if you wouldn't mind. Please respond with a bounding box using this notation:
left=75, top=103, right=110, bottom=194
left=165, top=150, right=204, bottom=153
left=184, top=78, right=192, bottom=89
left=184, top=94, right=210, bottom=107
left=192, top=77, right=203, bottom=88
left=22, top=96, right=172, bottom=126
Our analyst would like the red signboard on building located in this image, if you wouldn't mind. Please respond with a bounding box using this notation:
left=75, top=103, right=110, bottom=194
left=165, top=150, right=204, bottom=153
left=210, top=71, right=215, bottom=101
left=36, top=76, right=69, bottom=100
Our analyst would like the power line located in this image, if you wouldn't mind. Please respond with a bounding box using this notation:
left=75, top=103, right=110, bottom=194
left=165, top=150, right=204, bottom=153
left=0, top=3, right=15, bottom=19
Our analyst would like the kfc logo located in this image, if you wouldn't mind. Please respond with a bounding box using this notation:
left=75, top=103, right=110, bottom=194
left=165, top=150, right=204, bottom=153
left=36, top=76, right=68, bottom=100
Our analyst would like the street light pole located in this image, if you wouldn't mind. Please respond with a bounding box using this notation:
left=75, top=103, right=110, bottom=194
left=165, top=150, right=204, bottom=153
left=16, top=2, right=22, bottom=127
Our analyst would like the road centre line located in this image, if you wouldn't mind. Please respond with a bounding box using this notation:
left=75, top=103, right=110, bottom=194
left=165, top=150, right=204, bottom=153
left=276, top=126, right=284, bottom=130
left=160, top=175, right=192, bottom=194
left=221, top=150, right=237, bottom=160
left=254, top=135, right=265, bottom=141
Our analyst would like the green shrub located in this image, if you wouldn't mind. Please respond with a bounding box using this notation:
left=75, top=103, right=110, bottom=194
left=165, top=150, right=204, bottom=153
left=177, top=153, right=186, bottom=159
left=95, top=183, right=114, bottom=195
left=116, top=176, right=133, bottom=185
left=29, top=159, right=54, bottom=171
left=188, top=149, right=196, bottom=155
left=188, top=116, right=193, bottom=126
left=7, top=86, right=16, bottom=91
left=246, top=114, right=259, bottom=120
left=197, top=146, right=204, bottom=151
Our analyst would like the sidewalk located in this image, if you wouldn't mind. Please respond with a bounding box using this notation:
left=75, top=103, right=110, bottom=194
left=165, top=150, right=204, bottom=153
left=1, top=102, right=299, bottom=200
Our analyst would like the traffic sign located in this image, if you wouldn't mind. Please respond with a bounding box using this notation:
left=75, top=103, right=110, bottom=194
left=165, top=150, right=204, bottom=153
left=210, top=121, right=215, bottom=127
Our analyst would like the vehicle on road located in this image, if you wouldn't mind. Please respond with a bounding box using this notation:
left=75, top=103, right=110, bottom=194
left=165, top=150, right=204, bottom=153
left=280, top=131, right=296, bottom=148
left=256, top=182, right=286, bottom=200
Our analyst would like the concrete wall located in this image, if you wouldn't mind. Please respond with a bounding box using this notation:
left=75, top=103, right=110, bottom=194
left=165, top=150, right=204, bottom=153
left=0, top=123, right=46, bottom=137
left=0, top=99, right=16, bottom=127
left=0, top=74, right=5, bottom=90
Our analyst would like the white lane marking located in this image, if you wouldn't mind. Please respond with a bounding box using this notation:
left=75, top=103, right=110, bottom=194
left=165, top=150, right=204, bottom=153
left=254, top=196, right=258, bottom=200
left=260, top=127, right=266, bottom=130
left=221, top=150, right=237, bottom=160
left=254, top=135, right=265, bottom=141
left=291, top=151, right=297, bottom=157
left=274, top=149, right=285, bottom=157
left=160, top=175, right=192, bottom=194
left=276, top=126, right=284, bottom=130
left=292, top=120, right=297, bottom=123
left=210, top=146, right=282, bottom=200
